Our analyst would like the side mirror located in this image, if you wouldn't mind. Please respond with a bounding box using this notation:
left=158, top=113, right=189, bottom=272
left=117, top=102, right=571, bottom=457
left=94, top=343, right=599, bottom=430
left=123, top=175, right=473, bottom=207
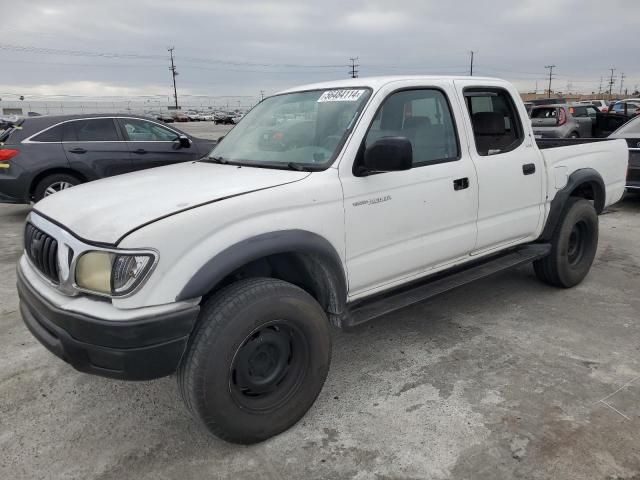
left=361, top=137, right=413, bottom=174
left=175, top=135, right=191, bottom=148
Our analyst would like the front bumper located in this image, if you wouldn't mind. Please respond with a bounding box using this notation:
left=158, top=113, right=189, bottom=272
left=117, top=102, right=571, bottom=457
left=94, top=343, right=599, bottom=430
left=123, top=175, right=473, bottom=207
left=17, top=267, right=200, bottom=380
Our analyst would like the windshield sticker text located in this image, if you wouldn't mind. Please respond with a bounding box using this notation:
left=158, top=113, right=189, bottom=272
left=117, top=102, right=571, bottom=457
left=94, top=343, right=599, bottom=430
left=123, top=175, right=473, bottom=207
left=317, top=89, right=365, bottom=103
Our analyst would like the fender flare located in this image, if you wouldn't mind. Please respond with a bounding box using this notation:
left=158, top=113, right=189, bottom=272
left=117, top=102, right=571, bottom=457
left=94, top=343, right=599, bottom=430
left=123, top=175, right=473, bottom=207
left=176, top=230, right=348, bottom=306
left=540, top=167, right=605, bottom=242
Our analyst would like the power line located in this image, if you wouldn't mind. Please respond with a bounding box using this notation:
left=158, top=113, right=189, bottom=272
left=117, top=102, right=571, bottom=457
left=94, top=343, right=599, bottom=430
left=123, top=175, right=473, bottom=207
left=0, top=43, right=348, bottom=69
left=545, top=65, right=556, bottom=98
left=349, top=57, right=359, bottom=78
left=168, top=47, right=179, bottom=109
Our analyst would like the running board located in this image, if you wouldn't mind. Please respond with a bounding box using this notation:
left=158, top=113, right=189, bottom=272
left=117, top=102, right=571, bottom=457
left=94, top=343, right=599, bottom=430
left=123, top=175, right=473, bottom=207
left=344, top=244, right=551, bottom=327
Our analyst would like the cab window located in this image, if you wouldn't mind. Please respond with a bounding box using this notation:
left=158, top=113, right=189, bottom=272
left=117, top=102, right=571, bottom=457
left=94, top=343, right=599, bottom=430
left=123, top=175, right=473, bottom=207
left=464, top=88, right=524, bottom=156
left=364, top=89, right=459, bottom=166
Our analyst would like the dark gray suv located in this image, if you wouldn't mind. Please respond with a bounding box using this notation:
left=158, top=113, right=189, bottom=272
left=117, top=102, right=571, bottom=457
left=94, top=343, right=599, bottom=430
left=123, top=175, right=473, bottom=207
left=0, top=114, right=216, bottom=203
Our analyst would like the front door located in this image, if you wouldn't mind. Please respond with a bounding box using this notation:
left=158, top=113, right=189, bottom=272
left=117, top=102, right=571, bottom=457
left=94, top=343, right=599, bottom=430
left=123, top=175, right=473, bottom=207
left=454, top=80, right=544, bottom=253
left=117, top=118, right=198, bottom=171
left=340, top=84, right=478, bottom=298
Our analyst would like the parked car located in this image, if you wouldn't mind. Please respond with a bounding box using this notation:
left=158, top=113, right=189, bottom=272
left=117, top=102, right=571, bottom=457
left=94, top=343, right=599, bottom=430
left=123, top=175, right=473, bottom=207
left=576, top=99, right=609, bottom=112
left=609, top=101, right=640, bottom=117
left=214, top=113, right=235, bottom=125
left=172, top=113, right=190, bottom=122
left=156, top=113, right=175, bottom=123
left=16, top=76, right=628, bottom=444
left=184, top=112, right=201, bottom=122
left=0, top=114, right=216, bottom=203
left=530, top=104, right=593, bottom=138
left=609, top=115, right=640, bottom=191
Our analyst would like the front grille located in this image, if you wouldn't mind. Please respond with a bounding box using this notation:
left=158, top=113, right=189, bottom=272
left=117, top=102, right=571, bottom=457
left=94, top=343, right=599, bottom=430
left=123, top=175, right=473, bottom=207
left=24, top=222, right=59, bottom=284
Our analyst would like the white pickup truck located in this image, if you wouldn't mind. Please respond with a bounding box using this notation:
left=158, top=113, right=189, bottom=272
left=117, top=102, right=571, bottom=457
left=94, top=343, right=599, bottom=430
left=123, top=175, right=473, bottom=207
left=17, top=76, right=628, bottom=444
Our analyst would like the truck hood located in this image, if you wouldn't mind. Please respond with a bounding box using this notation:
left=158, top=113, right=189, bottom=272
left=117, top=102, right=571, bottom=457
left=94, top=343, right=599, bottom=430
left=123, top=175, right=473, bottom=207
left=33, top=161, right=309, bottom=245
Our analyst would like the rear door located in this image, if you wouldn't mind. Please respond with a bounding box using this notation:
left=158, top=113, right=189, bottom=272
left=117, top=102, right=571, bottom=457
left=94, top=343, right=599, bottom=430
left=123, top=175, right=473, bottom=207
left=454, top=80, right=544, bottom=253
left=116, top=118, right=199, bottom=170
left=63, top=118, right=133, bottom=178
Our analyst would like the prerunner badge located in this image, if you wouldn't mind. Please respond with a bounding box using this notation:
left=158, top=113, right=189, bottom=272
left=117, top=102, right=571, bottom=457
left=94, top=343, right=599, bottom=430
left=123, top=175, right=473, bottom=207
left=317, top=89, right=365, bottom=102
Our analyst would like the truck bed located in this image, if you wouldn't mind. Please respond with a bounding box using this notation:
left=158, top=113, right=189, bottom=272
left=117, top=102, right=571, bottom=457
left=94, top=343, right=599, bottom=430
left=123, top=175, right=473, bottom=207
left=537, top=138, right=629, bottom=208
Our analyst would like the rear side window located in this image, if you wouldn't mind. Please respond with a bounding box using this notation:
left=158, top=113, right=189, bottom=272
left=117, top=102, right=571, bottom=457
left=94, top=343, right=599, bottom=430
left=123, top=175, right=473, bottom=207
left=585, top=106, right=599, bottom=117
left=464, top=88, right=524, bottom=156
left=571, top=106, right=588, bottom=117
left=364, top=88, right=459, bottom=166
left=70, top=119, right=120, bottom=142
left=531, top=108, right=557, bottom=119
left=32, top=124, right=65, bottom=142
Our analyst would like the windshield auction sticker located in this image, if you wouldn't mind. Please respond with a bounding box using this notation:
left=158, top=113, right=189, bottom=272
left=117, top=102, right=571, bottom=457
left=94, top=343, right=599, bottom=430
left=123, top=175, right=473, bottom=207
left=317, top=89, right=365, bottom=102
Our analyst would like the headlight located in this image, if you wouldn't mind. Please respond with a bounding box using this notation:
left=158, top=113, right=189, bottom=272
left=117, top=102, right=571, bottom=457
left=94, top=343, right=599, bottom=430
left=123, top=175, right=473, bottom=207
left=75, top=251, right=156, bottom=296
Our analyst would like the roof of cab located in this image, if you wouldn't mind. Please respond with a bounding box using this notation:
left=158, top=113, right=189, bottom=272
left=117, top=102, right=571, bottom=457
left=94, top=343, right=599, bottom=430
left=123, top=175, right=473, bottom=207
left=276, top=75, right=503, bottom=95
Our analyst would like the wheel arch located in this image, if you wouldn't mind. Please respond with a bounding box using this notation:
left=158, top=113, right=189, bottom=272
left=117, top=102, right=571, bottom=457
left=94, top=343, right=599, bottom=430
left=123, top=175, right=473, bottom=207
left=540, top=168, right=605, bottom=241
left=29, top=168, right=87, bottom=197
left=176, top=230, right=348, bottom=324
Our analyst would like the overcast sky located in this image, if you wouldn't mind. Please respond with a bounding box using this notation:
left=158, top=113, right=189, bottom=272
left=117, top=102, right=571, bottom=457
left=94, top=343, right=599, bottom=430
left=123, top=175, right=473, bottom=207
left=1, top=0, right=639, bottom=104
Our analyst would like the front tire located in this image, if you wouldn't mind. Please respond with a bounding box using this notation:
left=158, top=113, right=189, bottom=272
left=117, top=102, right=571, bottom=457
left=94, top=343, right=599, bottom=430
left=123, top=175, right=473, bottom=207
left=534, top=197, right=598, bottom=287
left=178, top=278, right=332, bottom=444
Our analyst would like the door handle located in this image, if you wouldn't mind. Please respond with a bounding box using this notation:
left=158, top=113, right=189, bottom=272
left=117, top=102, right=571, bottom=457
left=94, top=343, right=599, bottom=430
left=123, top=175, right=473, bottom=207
left=68, top=147, right=86, bottom=154
left=522, top=163, right=536, bottom=175
left=453, top=177, right=469, bottom=191
left=132, top=149, right=147, bottom=154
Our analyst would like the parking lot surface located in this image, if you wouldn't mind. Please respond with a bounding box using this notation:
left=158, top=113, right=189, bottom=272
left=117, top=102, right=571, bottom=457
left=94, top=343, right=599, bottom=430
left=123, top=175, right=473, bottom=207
left=1, top=195, right=639, bottom=480
left=177, top=121, right=233, bottom=140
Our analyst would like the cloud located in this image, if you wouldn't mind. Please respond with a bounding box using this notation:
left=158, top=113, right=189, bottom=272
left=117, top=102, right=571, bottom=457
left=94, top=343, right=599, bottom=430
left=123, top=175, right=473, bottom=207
left=341, top=10, right=413, bottom=31
left=0, top=0, right=639, bottom=99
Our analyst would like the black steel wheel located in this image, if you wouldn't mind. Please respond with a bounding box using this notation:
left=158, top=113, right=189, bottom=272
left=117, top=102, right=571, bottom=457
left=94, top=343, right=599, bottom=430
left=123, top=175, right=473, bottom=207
left=178, top=278, right=331, bottom=444
left=534, top=197, right=598, bottom=288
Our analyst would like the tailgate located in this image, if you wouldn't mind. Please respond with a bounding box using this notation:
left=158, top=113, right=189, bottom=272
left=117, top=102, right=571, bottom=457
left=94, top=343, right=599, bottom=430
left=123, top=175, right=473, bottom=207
left=531, top=118, right=558, bottom=127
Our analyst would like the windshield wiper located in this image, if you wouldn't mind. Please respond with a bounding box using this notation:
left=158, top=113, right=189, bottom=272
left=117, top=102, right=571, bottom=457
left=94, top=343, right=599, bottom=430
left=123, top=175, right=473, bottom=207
left=286, top=162, right=307, bottom=171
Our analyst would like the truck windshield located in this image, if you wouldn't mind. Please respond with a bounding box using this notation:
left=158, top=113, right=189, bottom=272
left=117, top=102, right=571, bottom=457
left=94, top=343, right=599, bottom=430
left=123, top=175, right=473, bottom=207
left=205, top=88, right=371, bottom=170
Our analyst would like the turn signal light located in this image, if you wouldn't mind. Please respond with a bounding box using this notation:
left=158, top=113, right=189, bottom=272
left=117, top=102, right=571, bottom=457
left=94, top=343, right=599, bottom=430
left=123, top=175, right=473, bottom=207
left=0, top=149, right=19, bottom=161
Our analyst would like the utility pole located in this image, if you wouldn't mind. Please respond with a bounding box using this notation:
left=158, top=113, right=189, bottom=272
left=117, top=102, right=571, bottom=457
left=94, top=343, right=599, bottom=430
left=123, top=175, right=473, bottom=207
left=469, top=50, right=477, bottom=76
left=168, top=47, right=179, bottom=109
left=608, top=68, right=616, bottom=99
left=545, top=65, right=556, bottom=98
left=598, top=76, right=603, bottom=96
left=260, top=90, right=265, bottom=102
left=619, top=72, right=626, bottom=96
left=349, top=57, right=359, bottom=79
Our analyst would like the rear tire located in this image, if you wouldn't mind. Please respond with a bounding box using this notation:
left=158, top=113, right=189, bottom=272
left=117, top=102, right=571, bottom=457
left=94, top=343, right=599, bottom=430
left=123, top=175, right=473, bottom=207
left=568, top=132, right=579, bottom=138
left=533, top=197, right=598, bottom=287
left=33, top=173, right=81, bottom=202
left=178, top=278, right=331, bottom=444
